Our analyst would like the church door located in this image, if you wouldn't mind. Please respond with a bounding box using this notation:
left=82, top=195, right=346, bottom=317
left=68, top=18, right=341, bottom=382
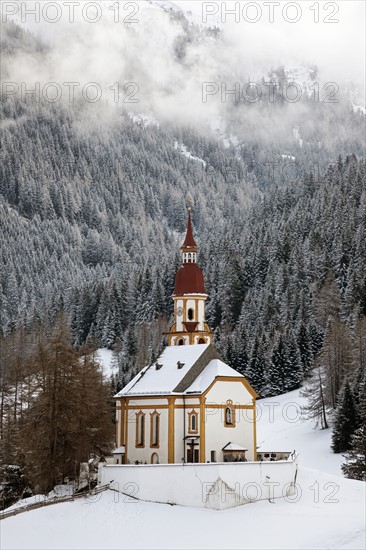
left=187, top=448, right=199, bottom=463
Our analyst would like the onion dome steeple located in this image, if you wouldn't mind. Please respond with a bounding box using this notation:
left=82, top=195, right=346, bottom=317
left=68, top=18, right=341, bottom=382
left=167, top=208, right=212, bottom=346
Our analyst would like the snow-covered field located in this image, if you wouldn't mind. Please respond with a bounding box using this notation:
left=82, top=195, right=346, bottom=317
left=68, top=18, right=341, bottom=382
left=1, top=390, right=365, bottom=550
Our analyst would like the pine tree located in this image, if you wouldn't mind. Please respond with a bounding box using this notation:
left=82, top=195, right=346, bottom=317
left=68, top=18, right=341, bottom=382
left=301, top=363, right=329, bottom=429
left=297, top=322, right=313, bottom=377
left=246, top=333, right=268, bottom=397
left=341, top=425, right=366, bottom=481
left=18, top=314, right=114, bottom=492
left=267, top=334, right=290, bottom=395
left=231, top=324, right=249, bottom=375
left=285, top=330, right=303, bottom=391
left=331, top=381, right=357, bottom=453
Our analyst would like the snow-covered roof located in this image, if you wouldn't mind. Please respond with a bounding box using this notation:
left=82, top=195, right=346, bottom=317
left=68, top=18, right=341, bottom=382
left=185, top=359, right=242, bottom=393
left=112, top=446, right=126, bottom=454
left=114, top=344, right=246, bottom=397
left=222, top=443, right=248, bottom=451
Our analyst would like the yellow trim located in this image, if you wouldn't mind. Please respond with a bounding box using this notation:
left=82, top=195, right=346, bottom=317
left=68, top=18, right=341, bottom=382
left=188, top=409, right=198, bottom=434
left=199, top=396, right=206, bottom=462
left=205, top=404, right=254, bottom=410
left=125, top=402, right=250, bottom=411
left=119, top=399, right=126, bottom=446
left=127, top=405, right=168, bottom=410
left=126, top=393, right=170, bottom=407
left=202, top=376, right=259, bottom=399
left=135, top=411, right=146, bottom=448
left=168, top=396, right=176, bottom=463
left=125, top=402, right=129, bottom=463
left=124, top=401, right=200, bottom=409
left=174, top=402, right=200, bottom=409
left=253, top=398, right=257, bottom=461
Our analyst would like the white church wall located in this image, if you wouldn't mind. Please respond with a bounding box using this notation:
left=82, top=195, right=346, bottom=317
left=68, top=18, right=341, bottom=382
left=205, top=380, right=254, bottom=406
left=205, top=407, right=255, bottom=462
left=174, top=408, right=185, bottom=462
left=126, top=397, right=168, bottom=407
left=115, top=408, right=122, bottom=447
left=186, top=299, right=196, bottom=318
left=175, top=299, right=183, bottom=331
left=198, top=299, right=205, bottom=330
left=99, top=459, right=298, bottom=510
left=126, top=406, right=169, bottom=465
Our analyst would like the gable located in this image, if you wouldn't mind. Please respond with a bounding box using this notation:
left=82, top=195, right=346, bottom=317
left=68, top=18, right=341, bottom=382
left=183, top=358, right=243, bottom=393
left=203, top=375, right=258, bottom=404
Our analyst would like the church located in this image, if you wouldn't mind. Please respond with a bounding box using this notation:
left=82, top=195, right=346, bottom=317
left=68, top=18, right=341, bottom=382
left=114, top=209, right=258, bottom=465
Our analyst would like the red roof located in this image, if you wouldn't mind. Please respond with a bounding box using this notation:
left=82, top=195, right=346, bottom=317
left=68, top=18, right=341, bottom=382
left=174, top=262, right=206, bottom=295
left=181, top=209, right=197, bottom=249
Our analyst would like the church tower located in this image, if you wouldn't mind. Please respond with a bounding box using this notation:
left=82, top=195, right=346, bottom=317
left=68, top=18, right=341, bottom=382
left=167, top=209, right=213, bottom=346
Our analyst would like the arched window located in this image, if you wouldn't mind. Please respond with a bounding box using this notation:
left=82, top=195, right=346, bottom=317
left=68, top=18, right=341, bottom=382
left=224, top=401, right=235, bottom=427
left=191, top=414, right=197, bottom=432
left=188, top=253, right=192, bottom=263
left=151, top=452, right=159, bottom=464
left=198, top=338, right=206, bottom=344
left=188, top=308, right=194, bottom=320
left=150, top=411, right=160, bottom=448
left=188, top=410, right=198, bottom=434
left=225, top=407, right=233, bottom=425
left=136, top=412, right=145, bottom=447
left=178, top=338, right=184, bottom=346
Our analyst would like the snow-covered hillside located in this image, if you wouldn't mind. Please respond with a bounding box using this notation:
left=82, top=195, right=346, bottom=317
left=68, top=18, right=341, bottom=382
left=96, top=348, right=116, bottom=379
left=257, top=390, right=344, bottom=476
left=1, top=390, right=365, bottom=550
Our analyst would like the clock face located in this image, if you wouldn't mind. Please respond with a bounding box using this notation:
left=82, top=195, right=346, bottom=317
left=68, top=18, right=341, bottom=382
left=176, top=306, right=183, bottom=316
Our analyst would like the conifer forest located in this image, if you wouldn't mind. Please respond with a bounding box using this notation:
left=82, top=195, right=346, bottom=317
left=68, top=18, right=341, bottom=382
left=0, top=11, right=365, bottom=496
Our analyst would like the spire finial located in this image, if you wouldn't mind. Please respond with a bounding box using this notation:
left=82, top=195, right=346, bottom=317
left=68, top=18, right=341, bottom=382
left=181, top=206, right=197, bottom=249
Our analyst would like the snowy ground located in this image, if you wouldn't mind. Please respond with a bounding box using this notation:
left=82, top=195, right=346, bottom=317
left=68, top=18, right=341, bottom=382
left=257, top=389, right=344, bottom=476
left=1, top=390, right=365, bottom=550
left=96, top=348, right=116, bottom=379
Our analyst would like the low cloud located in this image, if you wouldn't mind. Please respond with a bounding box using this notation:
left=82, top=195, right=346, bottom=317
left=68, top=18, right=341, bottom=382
left=2, top=1, right=365, bottom=138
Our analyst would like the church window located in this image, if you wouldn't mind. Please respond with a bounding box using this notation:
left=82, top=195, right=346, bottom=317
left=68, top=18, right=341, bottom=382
left=136, top=412, right=145, bottom=447
left=151, top=452, right=159, bottom=464
left=188, top=308, right=194, bottom=320
left=150, top=411, right=160, bottom=448
left=188, top=410, right=198, bottom=434
left=224, top=401, right=235, bottom=427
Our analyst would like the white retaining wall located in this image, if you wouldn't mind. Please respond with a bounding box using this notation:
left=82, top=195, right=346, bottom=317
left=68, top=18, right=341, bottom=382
left=98, top=459, right=298, bottom=510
